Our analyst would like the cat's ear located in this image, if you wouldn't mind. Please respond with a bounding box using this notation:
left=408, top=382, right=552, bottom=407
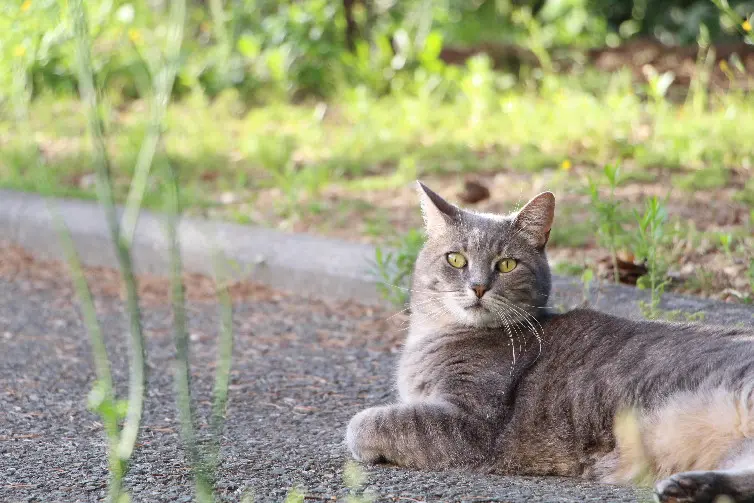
left=513, top=192, right=555, bottom=248
left=416, top=181, right=458, bottom=236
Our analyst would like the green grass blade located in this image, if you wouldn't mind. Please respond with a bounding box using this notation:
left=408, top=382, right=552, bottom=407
left=121, top=0, right=186, bottom=245
left=209, top=258, right=235, bottom=471
left=51, top=206, right=114, bottom=403
left=68, top=0, right=147, bottom=466
left=166, top=159, right=215, bottom=502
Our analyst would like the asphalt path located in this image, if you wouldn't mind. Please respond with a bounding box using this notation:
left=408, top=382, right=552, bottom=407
left=5, top=264, right=753, bottom=502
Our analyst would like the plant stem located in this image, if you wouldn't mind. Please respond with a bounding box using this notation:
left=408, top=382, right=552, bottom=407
left=167, top=160, right=215, bottom=503
left=610, top=245, right=620, bottom=285
left=121, top=0, right=186, bottom=245
left=50, top=201, right=125, bottom=497
left=209, top=265, right=234, bottom=472
left=69, top=0, right=146, bottom=473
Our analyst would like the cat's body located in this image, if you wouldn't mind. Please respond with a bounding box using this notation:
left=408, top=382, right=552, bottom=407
left=346, top=183, right=754, bottom=503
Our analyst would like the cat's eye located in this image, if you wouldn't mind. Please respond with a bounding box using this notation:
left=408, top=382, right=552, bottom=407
left=446, top=252, right=467, bottom=269
left=497, top=258, right=517, bottom=273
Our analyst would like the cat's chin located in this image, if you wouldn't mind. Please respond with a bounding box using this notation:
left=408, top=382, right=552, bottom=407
left=450, top=303, right=502, bottom=328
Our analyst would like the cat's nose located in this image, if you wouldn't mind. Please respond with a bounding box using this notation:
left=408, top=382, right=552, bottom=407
left=471, top=285, right=487, bottom=298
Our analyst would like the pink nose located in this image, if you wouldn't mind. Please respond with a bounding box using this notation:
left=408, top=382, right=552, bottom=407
left=471, top=285, right=487, bottom=298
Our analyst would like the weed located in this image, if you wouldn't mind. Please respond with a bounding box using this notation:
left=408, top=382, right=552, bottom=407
left=63, top=1, right=149, bottom=500
left=613, top=409, right=655, bottom=487
left=343, top=460, right=374, bottom=503
left=581, top=268, right=595, bottom=304
left=633, top=196, right=671, bottom=319
left=284, top=487, right=306, bottom=503
left=589, top=163, right=627, bottom=284
left=46, top=2, right=235, bottom=502
left=373, top=229, right=425, bottom=306
left=552, top=260, right=587, bottom=277
left=719, top=233, right=734, bottom=258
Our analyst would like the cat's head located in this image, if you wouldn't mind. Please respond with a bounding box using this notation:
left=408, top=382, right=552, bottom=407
left=410, top=181, right=554, bottom=329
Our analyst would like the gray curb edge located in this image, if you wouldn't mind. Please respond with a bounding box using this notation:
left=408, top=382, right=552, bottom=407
left=1, top=189, right=753, bottom=326
left=0, top=189, right=382, bottom=305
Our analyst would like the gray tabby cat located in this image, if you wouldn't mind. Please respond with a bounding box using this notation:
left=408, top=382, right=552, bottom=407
left=346, top=182, right=754, bottom=503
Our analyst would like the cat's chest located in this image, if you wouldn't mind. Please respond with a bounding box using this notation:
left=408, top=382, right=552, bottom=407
left=396, top=332, right=516, bottom=405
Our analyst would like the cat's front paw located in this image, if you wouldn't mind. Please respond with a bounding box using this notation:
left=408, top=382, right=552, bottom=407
left=345, top=407, right=387, bottom=464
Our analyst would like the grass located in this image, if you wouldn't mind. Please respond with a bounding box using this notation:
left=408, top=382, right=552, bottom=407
left=589, top=163, right=626, bottom=284
left=3, top=68, right=754, bottom=215
left=7, top=68, right=752, bottom=307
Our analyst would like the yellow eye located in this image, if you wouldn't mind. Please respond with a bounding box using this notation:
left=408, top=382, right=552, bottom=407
left=497, top=258, right=517, bottom=273
left=446, top=252, right=467, bottom=269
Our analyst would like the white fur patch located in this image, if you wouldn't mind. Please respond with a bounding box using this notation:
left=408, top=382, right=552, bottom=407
left=600, top=385, right=754, bottom=483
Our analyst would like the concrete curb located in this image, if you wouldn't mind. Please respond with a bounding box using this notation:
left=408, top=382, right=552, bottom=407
left=1, top=189, right=753, bottom=325
left=0, top=189, right=382, bottom=305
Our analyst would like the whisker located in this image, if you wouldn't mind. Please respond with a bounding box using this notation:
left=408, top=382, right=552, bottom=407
left=497, top=298, right=544, bottom=362
left=496, top=308, right=520, bottom=376
left=386, top=295, right=450, bottom=322
left=493, top=306, right=517, bottom=368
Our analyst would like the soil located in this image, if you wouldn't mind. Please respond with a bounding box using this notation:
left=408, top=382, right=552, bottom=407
left=212, top=167, right=754, bottom=303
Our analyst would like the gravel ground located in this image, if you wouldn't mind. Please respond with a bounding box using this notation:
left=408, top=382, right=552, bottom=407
left=3, top=248, right=751, bottom=503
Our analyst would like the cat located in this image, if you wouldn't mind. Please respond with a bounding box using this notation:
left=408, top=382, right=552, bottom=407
left=346, top=182, right=754, bottom=503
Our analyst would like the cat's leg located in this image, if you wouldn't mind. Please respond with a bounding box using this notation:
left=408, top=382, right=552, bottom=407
left=655, top=440, right=754, bottom=503
left=345, top=400, right=492, bottom=470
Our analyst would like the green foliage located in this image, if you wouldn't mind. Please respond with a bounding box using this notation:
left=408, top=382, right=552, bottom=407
left=711, top=0, right=754, bottom=45
left=552, top=260, right=587, bottom=277
left=581, top=268, right=595, bottom=304
left=718, top=232, right=734, bottom=258
left=55, top=1, right=151, bottom=501
left=284, top=487, right=305, bottom=503
left=597, top=0, right=754, bottom=45
left=343, top=460, right=374, bottom=503
left=4, top=0, right=753, bottom=104
left=589, top=163, right=627, bottom=284
left=29, top=2, right=235, bottom=502
left=373, top=229, right=426, bottom=306
left=633, top=196, right=671, bottom=319
left=674, top=166, right=730, bottom=192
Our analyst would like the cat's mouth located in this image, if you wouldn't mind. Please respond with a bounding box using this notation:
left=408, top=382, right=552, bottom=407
left=464, top=300, right=486, bottom=311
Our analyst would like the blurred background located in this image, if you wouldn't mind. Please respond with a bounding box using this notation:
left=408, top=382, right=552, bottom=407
left=1, top=0, right=753, bottom=303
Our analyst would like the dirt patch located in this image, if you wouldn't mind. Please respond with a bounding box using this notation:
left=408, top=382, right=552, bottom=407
left=222, top=167, right=753, bottom=302
left=0, top=243, right=406, bottom=351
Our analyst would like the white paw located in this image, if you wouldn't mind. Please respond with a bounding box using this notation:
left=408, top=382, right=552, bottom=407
left=345, top=408, right=381, bottom=463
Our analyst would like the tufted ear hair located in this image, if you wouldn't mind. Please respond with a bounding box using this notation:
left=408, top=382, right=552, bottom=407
left=416, top=181, right=458, bottom=236
left=512, top=192, right=555, bottom=248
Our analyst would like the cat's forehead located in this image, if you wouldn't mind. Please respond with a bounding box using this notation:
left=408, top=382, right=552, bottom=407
left=450, top=211, right=516, bottom=250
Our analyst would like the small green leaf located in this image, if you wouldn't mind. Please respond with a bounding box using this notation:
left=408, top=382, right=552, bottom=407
left=115, top=400, right=130, bottom=421
left=581, top=268, right=594, bottom=285
left=237, top=34, right=260, bottom=59
left=87, top=380, right=108, bottom=411
left=343, top=460, right=367, bottom=490
left=284, top=486, right=305, bottom=503
left=420, top=31, right=443, bottom=62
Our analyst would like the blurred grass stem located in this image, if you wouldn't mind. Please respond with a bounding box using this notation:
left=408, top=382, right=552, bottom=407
left=69, top=0, right=147, bottom=497
left=121, top=0, right=186, bottom=245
